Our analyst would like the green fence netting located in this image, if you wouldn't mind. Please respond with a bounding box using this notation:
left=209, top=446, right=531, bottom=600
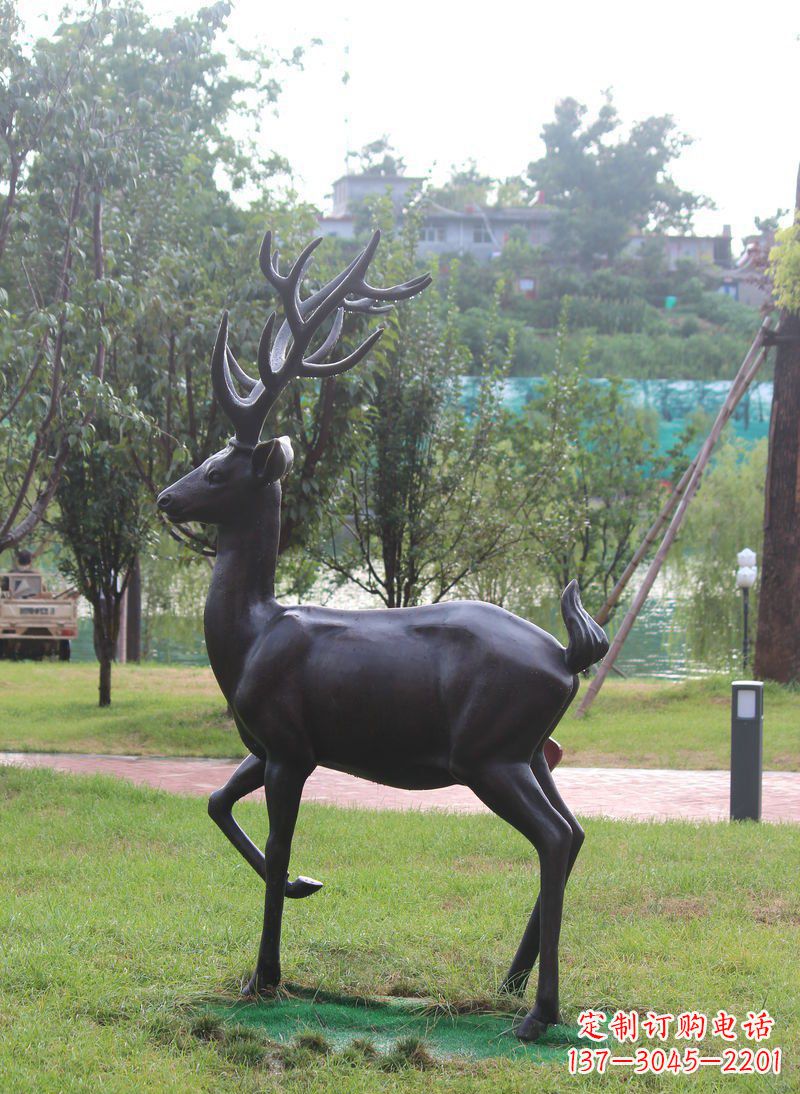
left=461, top=378, right=773, bottom=458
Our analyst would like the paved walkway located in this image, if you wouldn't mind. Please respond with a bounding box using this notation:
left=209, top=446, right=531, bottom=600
left=1, top=751, right=798, bottom=822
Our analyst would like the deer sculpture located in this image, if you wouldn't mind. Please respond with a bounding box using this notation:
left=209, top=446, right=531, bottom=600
left=157, top=229, right=609, bottom=1042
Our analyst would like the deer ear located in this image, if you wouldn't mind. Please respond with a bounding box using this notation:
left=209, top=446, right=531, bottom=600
left=251, top=436, right=294, bottom=484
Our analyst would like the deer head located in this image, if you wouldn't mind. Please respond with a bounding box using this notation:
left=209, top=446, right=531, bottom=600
left=157, top=229, right=431, bottom=525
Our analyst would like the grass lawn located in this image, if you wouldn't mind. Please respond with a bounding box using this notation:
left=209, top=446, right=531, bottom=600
left=0, top=662, right=238, bottom=757
left=0, top=662, right=798, bottom=769
left=0, top=767, right=798, bottom=1091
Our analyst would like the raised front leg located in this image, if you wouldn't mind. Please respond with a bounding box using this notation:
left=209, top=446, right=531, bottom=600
left=466, top=761, right=572, bottom=1042
left=501, top=748, right=584, bottom=996
left=243, top=759, right=309, bottom=995
left=208, top=752, right=322, bottom=898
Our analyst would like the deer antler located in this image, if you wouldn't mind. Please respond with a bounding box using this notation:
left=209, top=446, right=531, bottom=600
left=210, top=229, right=432, bottom=446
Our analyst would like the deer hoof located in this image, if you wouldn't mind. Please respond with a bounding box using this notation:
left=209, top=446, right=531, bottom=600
left=515, top=1014, right=548, bottom=1042
left=285, top=875, right=323, bottom=899
left=241, top=971, right=280, bottom=998
left=515, top=1006, right=561, bottom=1042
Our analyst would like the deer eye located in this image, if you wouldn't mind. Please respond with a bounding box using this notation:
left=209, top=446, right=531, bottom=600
left=207, top=468, right=225, bottom=485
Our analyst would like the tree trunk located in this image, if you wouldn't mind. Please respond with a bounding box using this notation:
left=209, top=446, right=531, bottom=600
left=754, top=165, right=800, bottom=683
left=98, top=652, right=112, bottom=708
left=92, top=596, right=118, bottom=707
left=126, top=556, right=142, bottom=663
left=754, top=309, right=800, bottom=682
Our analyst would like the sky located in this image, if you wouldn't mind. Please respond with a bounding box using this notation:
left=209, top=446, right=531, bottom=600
left=28, top=0, right=800, bottom=248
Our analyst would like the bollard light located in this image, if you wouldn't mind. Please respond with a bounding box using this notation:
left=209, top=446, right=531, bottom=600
left=730, top=680, right=763, bottom=821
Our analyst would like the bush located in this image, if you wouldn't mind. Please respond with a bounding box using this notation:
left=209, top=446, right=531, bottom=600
left=670, top=438, right=768, bottom=670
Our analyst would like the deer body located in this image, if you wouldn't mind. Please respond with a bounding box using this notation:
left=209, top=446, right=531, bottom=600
left=238, top=600, right=573, bottom=784
left=158, top=230, right=608, bottom=1042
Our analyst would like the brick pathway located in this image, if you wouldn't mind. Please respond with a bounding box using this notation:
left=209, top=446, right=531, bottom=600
left=1, top=751, right=798, bottom=822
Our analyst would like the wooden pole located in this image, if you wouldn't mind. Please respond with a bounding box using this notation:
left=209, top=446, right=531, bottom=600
left=117, top=585, right=128, bottom=665
left=594, top=456, right=696, bottom=627
left=576, top=321, right=771, bottom=716
left=125, top=555, right=142, bottom=663
left=594, top=327, right=772, bottom=627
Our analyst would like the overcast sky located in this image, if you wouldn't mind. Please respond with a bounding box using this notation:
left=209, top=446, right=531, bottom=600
left=29, top=0, right=799, bottom=246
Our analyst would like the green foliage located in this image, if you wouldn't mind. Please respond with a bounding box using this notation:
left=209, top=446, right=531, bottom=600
left=317, top=208, right=544, bottom=607
left=464, top=310, right=696, bottom=618
left=137, top=527, right=211, bottom=656
left=0, top=0, right=299, bottom=558
left=575, top=330, right=756, bottom=380
left=527, top=94, right=712, bottom=266
left=770, top=215, right=800, bottom=313
left=53, top=411, right=152, bottom=703
left=527, top=380, right=661, bottom=613
left=670, top=438, right=767, bottom=671
left=427, top=159, right=494, bottom=210
left=55, top=423, right=152, bottom=606
left=445, top=242, right=759, bottom=378
left=349, top=135, right=405, bottom=177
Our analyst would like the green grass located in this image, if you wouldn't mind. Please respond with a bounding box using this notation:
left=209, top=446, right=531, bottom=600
left=0, top=766, right=798, bottom=1091
left=569, top=675, right=800, bottom=769
left=0, top=662, right=239, bottom=757
left=0, top=662, right=798, bottom=769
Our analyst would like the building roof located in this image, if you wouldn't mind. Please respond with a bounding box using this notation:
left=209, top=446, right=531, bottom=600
left=332, top=173, right=425, bottom=187
left=629, top=231, right=725, bottom=244
left=422, top=199, right=554, bottom=222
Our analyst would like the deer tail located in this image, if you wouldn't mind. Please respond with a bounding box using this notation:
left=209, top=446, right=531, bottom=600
left=561, top=580, right=609, bottom=674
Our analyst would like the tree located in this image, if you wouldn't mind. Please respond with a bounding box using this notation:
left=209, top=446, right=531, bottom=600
left=428, top=160, right=494, bottom=210
left=754, top=210, right=788, bottom=236
left=526, top=94, right=711, bottom=267
left=144, top=211, right=395, bottom=596
left=0, top=0, right=298, bottom=560
left=522, top=320, right=691, bottom=615
left=671, top=438, right=767, bottom=670
left=317, top=212, right=540, bottom=607
left=755, top=170, right=800, bottom=682
left=495, top=176, right=529, bottom=208
left=0, top=0, right=106, bottom=553
left=768, top=213, right=800, bottom=313
left=54, top=412, right=151, bottom=705
left=349, top=136, right=405, bottom=177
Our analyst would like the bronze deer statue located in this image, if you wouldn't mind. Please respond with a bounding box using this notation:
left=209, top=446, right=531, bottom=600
left=157, top=229, right=609, bottom=1042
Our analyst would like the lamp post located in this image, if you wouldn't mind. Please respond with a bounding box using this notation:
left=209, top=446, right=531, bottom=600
left=736, top=548, right=757, bottom=672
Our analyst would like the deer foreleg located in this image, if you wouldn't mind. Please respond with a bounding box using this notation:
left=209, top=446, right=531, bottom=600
left=500, top=749, right=584, bottom=996
left=208, top=752, right=321, bottom=898
left=244, top=759, right=309, bottom=995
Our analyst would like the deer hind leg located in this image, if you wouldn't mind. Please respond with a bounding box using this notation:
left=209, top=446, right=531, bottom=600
left=500, top=749, right=585, bottom=997
left=244, top=759, right=309, bottom=995
left=466, top=761, right=572, bottom=1042
left=208, top=752, right=321, bottom=898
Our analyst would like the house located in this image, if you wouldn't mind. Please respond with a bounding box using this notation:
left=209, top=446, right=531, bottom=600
left=317, top=172, right=734, bottom=280
left=415, top=200, right=554, bottom=261
left=318, top=173, right=425, bottom=240
left=625, top=227, right=732, bottom=270
left=318, top=173, right=554, bottom=261
left=717, top=227, right=774, bottom=309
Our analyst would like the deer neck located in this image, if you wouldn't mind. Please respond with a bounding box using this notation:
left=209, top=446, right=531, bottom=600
left=204, top=482, right=282, bottom=693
